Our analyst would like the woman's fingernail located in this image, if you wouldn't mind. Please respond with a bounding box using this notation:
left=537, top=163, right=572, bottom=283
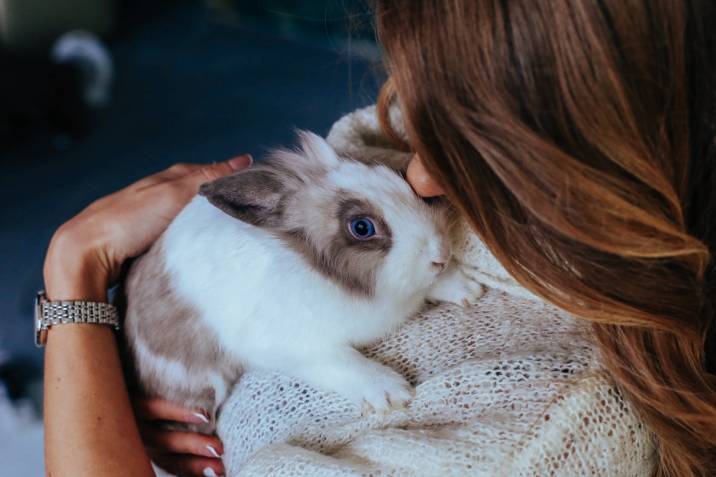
left=227, top=154, right=252, bottom=170
left=192, top=411, right=210, bottom=424
left=203, top=467, right=221, bottom=477
left=206, top=444, right=223, bottom=458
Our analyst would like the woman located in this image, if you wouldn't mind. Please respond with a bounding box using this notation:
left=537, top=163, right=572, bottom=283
left=43, top=0, right=715, bottom=476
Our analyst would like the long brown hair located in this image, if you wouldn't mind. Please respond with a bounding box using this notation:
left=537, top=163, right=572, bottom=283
left=375, top=1, right=716, bottom=475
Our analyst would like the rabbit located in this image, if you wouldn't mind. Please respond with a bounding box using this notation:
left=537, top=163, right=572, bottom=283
left=123, top=131, right=484, bottom=430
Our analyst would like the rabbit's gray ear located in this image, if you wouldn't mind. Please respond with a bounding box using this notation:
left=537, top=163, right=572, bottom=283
left=199, top=169, right=285, bottom=227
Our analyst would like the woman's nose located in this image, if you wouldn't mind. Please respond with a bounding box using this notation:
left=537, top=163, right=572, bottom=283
left=406, top=154, right=445, bottom=198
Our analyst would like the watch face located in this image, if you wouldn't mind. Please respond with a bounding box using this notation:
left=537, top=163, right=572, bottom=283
left=34, top=291, right=45, bottom=347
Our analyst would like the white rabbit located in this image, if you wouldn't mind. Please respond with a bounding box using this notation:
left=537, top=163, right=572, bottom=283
left=123, top=131, right=483, bottom=429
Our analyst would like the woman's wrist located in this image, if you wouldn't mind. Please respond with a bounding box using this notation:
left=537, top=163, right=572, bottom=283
left=43, top=224, right=111, bottom=302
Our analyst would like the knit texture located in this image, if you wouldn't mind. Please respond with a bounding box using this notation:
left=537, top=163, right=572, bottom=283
left=217, top=106, right=656, bottom=476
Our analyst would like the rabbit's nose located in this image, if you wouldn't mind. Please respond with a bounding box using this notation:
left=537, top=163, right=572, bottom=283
left=434, top=242, right=452, bottom=266
left=432, top=261, right=447, bottom=272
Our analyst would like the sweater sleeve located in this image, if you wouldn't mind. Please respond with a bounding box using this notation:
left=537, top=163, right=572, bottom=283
left=221, top=370, right=654, bottom=477
left=506, top=374, right=655, bottom=477
left=218, top=290, right=655, bottom=477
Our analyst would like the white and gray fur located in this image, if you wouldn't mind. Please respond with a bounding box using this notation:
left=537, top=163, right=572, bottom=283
left=123, top=132, right=483, bottom=429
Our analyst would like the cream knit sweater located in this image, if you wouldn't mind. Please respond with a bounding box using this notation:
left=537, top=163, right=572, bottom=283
left=216, top=106, right=656, bottom=477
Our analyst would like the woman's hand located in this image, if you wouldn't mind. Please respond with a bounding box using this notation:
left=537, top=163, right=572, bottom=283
left=44, top=155, right=252, bottom=301
left=135, top=397, right=225, bottom=477
left=42, top=156, right=251, bottom=477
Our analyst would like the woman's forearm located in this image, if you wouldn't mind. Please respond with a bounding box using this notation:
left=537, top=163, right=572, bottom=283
left=43, top=245, right=154, bottom=477
left=44, top=327, right=155, bottom=476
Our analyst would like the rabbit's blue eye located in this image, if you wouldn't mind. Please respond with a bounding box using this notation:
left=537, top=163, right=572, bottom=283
left=349, top=218, right=376, bottom=239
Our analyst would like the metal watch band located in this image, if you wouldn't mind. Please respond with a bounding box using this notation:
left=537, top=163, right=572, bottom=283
left=35, top=291, right=120, bottom=347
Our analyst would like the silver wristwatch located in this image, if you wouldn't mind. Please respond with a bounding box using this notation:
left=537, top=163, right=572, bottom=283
left=34, top=290, right=120, bottom=347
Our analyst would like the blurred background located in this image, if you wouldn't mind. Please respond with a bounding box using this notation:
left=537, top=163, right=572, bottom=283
left=0, top=0, right=382, bottom=473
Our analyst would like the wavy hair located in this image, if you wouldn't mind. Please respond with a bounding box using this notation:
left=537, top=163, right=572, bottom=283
left=375, top=1, right=716, bottom=475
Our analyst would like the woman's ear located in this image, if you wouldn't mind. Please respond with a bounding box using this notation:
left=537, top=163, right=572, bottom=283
left=406, top=155, right=445, bottom=197
left=199, top=168, right=286, bottom=227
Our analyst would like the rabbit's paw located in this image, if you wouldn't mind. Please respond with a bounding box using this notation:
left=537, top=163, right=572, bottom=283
left=289, top=349, right=415, bottom=415
left=427, top=265, right=485, bottom=307
left=350, top=363, right=415, bottom=415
